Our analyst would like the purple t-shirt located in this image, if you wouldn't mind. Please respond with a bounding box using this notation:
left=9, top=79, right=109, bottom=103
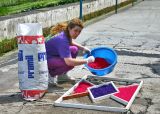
left=45, top=31, right=71, bottom=59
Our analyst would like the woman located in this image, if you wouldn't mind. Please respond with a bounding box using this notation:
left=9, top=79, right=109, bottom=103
left=45, top=18, right=95, bottom=85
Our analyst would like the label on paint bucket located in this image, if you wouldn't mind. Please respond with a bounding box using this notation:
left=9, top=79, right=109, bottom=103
left=17, top=23, right=48, bottom=101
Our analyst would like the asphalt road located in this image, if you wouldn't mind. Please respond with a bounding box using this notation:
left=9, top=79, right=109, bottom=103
left=0, top=0, right=160, bottom=114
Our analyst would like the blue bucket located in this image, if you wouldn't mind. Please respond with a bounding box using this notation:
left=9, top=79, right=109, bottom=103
left=83, top=47, right=117, bottom=76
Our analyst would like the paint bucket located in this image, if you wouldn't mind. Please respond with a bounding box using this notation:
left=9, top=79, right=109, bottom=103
left=17, top=23, right=48, bottom=101
left=83, top=47, right=117, bottom=76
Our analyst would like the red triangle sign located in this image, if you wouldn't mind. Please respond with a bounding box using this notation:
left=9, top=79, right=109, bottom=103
left=111, top=84, right=139, bottom=105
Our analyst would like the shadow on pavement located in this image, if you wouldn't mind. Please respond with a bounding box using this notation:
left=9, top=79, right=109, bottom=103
left=116, top=50, right=160, bottom=76
left=124, top=62, right=160, bottom=76
left=47, top=81, right=75, bottom=93
left=48, top=85, right=64, bottom=93
left=0, top=92, right=24, bottom=104
left=116, top=50, right=160, bottom=58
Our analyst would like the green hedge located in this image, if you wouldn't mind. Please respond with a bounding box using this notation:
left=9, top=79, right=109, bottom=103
left=0, top=0, right=39, bottom=7
left=0, top=38, right=17, bottom=56
left=0, top=0, right=79, bottom=16
left=0, top=0, right=78, bottom=7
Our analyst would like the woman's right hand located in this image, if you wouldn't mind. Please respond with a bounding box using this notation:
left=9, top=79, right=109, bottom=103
left=86, top=56, right=95, bottom=63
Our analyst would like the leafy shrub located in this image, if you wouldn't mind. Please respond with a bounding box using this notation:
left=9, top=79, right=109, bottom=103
left=0, top=38, right=17, bottom=55
left=0, top=0, right=80, bottom=16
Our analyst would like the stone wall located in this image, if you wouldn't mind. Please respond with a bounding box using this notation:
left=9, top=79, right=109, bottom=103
left=0, top=0, right=128, bottom=39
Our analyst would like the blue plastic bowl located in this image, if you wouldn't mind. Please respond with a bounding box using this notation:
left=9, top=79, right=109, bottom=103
left=83, top=47, right=117, bottom=76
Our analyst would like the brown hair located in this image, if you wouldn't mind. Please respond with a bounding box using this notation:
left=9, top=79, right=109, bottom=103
left=50, top=22, right=67, bottom=35
left=50, top=18, right=84, bottom=43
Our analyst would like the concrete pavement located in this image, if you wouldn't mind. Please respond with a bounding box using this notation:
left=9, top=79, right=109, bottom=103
left=0, top=0, right=160, bottom=113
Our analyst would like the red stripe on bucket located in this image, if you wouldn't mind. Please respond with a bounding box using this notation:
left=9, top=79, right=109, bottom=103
left=17, top=35, right=45, bottom=44
left=21, top=90, right=47, bottom=101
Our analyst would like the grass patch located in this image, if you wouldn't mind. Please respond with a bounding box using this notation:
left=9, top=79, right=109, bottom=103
left=0, top=38, right=17, bottom=56
left=0, top=0, right=79, bottom=16
left=0, top=0, right=39, bottom=7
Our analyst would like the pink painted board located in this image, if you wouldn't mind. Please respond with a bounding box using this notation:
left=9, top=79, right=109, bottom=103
left=73, top=80, right=94, bottom=94
left=111, top=84, right=139, bottom=105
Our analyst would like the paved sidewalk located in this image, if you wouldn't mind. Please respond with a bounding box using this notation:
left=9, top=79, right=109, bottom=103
left=0, top=0, right=160, bottom=114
